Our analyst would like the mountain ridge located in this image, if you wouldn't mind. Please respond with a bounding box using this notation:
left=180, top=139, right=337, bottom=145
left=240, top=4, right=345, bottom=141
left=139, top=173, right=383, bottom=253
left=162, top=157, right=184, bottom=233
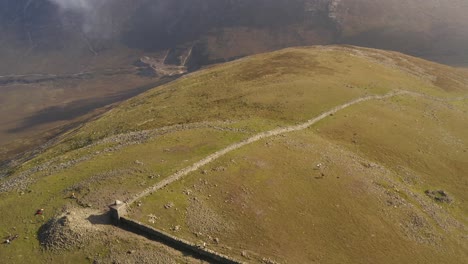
left=1, top=46, right=466, bottom=263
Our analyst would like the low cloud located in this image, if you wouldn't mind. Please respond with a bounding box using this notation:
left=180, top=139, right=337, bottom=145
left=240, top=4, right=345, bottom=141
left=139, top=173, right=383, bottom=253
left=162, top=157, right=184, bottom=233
left=48, top=0, right=94, bottom=11
left=48, top=0, right=112, bottom=38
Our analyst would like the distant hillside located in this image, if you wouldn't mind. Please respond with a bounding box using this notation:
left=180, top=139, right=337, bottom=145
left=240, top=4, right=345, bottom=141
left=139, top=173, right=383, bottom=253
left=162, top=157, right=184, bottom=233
left=1, top=46, right=467, bottom=263
left=2, top=0, right=467, bottom=164
left=1, top=0, right=468, bottom=74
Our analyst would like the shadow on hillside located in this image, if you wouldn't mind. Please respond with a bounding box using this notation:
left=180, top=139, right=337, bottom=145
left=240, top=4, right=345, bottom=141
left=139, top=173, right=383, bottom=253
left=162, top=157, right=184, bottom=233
left=118, top=220, right=218, bottom=263
left=8, top=75, right=179, bottom=133
left=87, top=211, right=112, bottom=226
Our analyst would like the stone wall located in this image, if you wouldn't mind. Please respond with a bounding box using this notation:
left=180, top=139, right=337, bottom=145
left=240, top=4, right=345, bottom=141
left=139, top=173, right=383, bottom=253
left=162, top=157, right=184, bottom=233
left=109, top=202, right=127, bottom=225
left=119, top=216, right=243, bottom=264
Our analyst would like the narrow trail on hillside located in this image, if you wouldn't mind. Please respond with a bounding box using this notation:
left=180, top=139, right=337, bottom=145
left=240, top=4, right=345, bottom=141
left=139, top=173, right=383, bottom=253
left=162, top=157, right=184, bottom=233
left=63, top=89, right=466, bottom=263
left=127, top=89, right=459, bottom=205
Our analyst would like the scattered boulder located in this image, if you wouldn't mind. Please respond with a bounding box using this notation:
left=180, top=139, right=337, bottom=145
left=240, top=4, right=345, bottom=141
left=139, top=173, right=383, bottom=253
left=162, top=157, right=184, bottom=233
left=147, top=214, right=159, bottom=224
left=361, top=162, right=376, bottom=168
left=148, top=173, right=160, bottom=179
left=164, top=202, right=175, bottom=209
left=424, top=190, right=453, bottom=203
left=212, top=166, right=226, bottom=172
left=3, top=234, right=19, bottom=244
left=262, top=258, right=280, bottom=264
left=314, top=163, right=323, bottom=170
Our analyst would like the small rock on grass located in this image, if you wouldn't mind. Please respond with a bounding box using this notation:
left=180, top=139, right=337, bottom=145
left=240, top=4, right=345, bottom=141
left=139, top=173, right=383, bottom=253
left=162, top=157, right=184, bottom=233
left=164, top=202, right=175, bottom=209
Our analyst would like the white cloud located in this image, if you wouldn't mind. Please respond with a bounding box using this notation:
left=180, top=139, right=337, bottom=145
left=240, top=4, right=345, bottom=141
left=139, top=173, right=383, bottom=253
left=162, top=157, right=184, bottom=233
left=48, top=0, right=112, bottom=38
left=48, top=0, right=94, bottom=11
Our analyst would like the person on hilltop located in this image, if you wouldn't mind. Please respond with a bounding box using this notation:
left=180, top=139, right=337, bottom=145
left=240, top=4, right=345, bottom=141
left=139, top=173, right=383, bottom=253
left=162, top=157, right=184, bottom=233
left=35, top=208, right=44, bottom=220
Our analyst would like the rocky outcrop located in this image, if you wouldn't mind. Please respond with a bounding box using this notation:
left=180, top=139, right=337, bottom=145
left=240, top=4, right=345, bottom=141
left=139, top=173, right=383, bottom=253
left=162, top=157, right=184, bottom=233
left=137, top=53, right=188, bottom=77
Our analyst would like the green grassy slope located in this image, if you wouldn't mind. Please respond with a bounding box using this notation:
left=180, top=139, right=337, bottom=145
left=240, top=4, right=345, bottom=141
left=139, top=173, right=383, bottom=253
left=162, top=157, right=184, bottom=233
left=0, top=46, right=467, bottom=263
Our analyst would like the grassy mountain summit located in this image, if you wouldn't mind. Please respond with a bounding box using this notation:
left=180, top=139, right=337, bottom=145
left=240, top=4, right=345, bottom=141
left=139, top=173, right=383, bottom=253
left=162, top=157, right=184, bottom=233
left=0, top=46, right=467, bottom=263
left=2, top=0, right=468, bottom=168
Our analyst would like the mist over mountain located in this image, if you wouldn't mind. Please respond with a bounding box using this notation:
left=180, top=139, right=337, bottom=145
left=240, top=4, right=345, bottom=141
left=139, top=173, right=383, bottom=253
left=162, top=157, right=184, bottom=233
left=1, top=0, right=467, bottom=74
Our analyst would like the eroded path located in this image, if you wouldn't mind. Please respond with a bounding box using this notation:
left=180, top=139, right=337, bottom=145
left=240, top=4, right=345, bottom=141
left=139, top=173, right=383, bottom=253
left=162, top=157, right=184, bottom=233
left=127, top=90, right=420, bottom=205
left=62, top=89, right=466, bottom=263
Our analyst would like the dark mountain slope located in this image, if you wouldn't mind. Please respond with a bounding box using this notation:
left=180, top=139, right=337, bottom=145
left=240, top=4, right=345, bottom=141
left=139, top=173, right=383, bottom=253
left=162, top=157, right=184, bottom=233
left=2, top=0, right=467, bottom=74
